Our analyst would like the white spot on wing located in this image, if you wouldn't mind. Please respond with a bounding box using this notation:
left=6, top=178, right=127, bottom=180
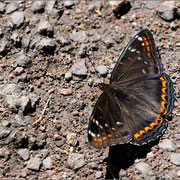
left=97, top=134, right=100, bottom=137
left=116, top=122, right=122, bottom=125
left=96, top=120, right=99, bottom=126
left=105, top=123, right=108, bottom=127
left=144, top=61, right=148, bottom=64
left=138, top=37, right=143, bottom=41
left=99, top=125, right=103, bottom=129
left=136, top=51, right=140, bottom=54
left=130, top=49, right=136, bottom=52
left=142, top=43, right=145, bottom=46
left=137, top=57, right=142, bottom=60
left=112, top=127, right=116, bottom=131
left=90, top=131, right=96, bottom=137
left=142, top=69, right=147, bottom=74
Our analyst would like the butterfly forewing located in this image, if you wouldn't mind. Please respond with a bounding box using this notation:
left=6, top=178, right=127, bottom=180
left=110, top=29, right=163, bottom=86
left=88, top=29, right=174, bottom=148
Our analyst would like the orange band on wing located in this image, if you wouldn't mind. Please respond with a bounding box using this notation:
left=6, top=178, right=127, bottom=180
left=134, top=133, right=141, bottom=139
left=144, top=126, right=152, bottom=132
left=150, top=122, right=157, bottom=128
left=161, top=94, right=167, bottom=102
left=162, top=87, right=166, bottom=94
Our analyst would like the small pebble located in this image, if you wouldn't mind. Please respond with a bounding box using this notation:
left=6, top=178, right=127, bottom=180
left=96, top=65, right=108, bottom=76
left=68, top=153, right=85, bottom=170
left=27, top=157, right=42, bottom=170
left=59, top=88, right=72, bottom=95
left=17, top=148, right=29, bottom=161
left=95, top=171, right=103, bottom=179
left=64, top=0, right=74, bottom=8
left=14, top=67, right=24, bottom=75
left=170, top=153, right=180, bottom=166
left=64, top=72, right=72, bottom=80
left=66, top=133, right=78, bottom=146
left=158, top=139, right=176, bottom=152
left=135, top=162, right=151, bottom=175
left=11, top=11, right=24, bottom=27
left=43, top=157, right=53, bottom=170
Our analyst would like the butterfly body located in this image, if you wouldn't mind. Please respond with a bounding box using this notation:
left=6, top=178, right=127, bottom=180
left=88, top=29, right=174, bottom=149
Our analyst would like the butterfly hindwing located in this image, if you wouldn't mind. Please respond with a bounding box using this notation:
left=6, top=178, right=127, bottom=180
left=88, top=93, right=132, bottom=149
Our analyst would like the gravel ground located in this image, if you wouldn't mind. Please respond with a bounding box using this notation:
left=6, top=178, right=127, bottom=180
left=0, top=0, right=179, bottom=179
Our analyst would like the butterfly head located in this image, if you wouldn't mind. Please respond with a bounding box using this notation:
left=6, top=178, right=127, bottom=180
left=98, top=83, right=109, bottom=91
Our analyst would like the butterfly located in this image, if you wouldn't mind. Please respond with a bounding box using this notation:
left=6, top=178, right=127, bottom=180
left=88, top=29, right=174, bottom=149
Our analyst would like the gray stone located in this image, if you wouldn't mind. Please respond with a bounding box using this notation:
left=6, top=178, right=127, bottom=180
left=158, top=2, right=177, bottom=21
left=0, top=128, right=11, bottom=139
left=42, top=157, right=53, bottom=169
left=94, top=1, right=102, bottom=9
left=19, top=96, right=31, bottom=113
left=87, top=4, right=95, bottom=12
left=36, top=38, right=56, bottom=51
left=64, top=0, right=74, bottom=8
left=0, top=148, right=11, bottom=160
left=11, top=33, right=20, bottom=45
left=159, top=139, right=176, bottom=152
left=21, top=34, right=31, bottom=49
left=70, top=31, right=89, bottom=43
left=15, top=114, right=25, bottom=126
left=27, top=157, right=41, bottom=170
left=15, top=52, right=30, bottom=67
left=56, top=34, right=70, bottom=46
left=78, top=45, right=87, bottom=58
left=69, top=60, right=87, bottom=76
left=96, top=65, right=108, bottom=76
left=135, top=162, right=151, bottom=175
left=2, top=120, right=11, bottom=127
left=29, top=16, right=40, bottom=27
left=37, top=21, right=53, bottom=35
left=6, top=2, right=18, bottom=14
left=0, top=39, right=8, bottom=53
left=0, top=84, right=20, bottom=95
left=119, top=169, right=127, bottom=177
left=31, top=1, right=45, bottom=13
left=17, top=148, right=29, bottom=161
left=41, top=149, right=49, bottom=159
left=103, top=37, right=114, bottom=48
left=133, top=2, right=142, bottom=10
left=95, top=171, right=103, bottom=179
left=68, top=153, right=85, bottom=170
left=92, top=34, right=101, bottom=42
left=0, top=2, right=5, bottom=13
left=66, top=133, right=78, bottom=146
left=11, top=11, right=24, bottom=27
left=0, top=84, right=39, bottom=114
left=170, top=153, right=180, bottom=166
left=45, top=0, right=56, bottom=14
left=65, top=72, right=72, bottom=80
left=146, top=1, right=159, bottom=9
left=89, top=162, right=98, bottom=169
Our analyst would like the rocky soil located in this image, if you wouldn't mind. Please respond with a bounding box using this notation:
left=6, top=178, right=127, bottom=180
left=0, top=0, right=179, bottom=179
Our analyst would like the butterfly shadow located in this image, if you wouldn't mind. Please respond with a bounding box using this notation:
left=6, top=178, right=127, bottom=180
left=105, top=141, right=159, bottom=179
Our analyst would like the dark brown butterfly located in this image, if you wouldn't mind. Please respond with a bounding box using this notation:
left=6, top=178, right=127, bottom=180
left=88, top=29, right=174, bottom=149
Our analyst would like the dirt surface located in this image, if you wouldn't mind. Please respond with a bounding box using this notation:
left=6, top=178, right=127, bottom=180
left=0, top=0, right=179, bottom=179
